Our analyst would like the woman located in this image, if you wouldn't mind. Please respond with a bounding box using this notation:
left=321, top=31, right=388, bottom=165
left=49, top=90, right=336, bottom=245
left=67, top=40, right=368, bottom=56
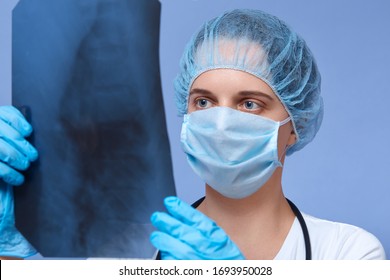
left=149, top=9, right=386, bottom=260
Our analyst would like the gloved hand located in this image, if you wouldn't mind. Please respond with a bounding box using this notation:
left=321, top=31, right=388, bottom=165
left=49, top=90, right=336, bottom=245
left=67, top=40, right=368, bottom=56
left=150, top=196, right=245, bottom=260
left=0, top=105, right=38, bottom=258
left=0, top=185, right=37, bottom=258
left=0, top=106, right=38, bottom=186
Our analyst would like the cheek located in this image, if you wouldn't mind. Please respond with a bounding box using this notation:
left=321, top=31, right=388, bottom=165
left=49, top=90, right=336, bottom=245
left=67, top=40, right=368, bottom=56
left=277, top=125, right=292, bottom=158
left=187, top=102, right=196, bottom=113
left=187, top=97, right=195, bottom=113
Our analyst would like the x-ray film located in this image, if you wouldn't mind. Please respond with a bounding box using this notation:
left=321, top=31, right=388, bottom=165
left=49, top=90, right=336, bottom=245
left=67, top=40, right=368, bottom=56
left=12, top=0, right=176, bottom=258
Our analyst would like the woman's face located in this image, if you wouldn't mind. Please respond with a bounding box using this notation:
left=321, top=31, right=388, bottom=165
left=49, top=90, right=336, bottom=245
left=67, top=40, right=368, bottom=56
left=188, top=69, right=296, bottom=159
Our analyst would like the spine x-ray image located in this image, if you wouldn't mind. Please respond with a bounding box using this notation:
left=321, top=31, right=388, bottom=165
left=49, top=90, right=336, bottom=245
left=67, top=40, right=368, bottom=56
left=12, top=0, right=176, bottom=258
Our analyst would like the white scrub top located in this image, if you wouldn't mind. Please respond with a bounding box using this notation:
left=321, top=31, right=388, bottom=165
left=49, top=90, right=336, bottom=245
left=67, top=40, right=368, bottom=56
left=274, top=213, right=386, bottom=260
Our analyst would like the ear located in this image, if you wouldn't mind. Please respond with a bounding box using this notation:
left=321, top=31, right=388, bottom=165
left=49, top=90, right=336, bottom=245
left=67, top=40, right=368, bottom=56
left=287, top=130, right=297, bottom=146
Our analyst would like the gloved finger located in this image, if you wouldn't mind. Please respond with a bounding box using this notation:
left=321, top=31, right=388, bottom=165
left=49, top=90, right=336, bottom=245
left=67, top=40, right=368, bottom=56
left=0, top=139, right=30, bottom=171
left=0, top=121, right=38, bottom=162
left=0, top=161, right=24, bottom=186
left=151, top=211, right=210, bottom=245
left=150, top=231, right=203, bottom=260
left=163, top=196, right=225, bottom=239
left=151, top=211, right=229, bottom=255
left=0, top=106, right=33, bottom=137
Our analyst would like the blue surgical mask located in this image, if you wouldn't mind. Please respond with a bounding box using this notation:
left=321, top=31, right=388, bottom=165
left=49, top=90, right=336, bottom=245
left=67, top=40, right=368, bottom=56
left=180, top=106, right=290, bottom=199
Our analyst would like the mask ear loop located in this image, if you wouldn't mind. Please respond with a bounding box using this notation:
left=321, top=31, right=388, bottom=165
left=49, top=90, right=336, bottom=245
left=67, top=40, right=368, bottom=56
left=278, top=117, right=292, bottom=163
left=279, top=117, right=291, bottom=126
left=278, top=147, right=289, bottom=165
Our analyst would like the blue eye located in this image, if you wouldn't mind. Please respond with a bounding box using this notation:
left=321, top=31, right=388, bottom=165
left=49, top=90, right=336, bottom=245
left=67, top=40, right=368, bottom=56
left=244, top=101, right=257, bottom=110
left=197, top=99, right=210, bottom=108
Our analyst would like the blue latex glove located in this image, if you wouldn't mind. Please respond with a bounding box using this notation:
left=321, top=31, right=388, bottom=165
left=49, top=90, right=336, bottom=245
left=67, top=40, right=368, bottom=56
left=0, top=185, right=37, bottom=258
left=0, top=106, right=38, bottom=258
left=0, top=106, right=38, bottom=186
left=150, top=196, right=245, bottom=260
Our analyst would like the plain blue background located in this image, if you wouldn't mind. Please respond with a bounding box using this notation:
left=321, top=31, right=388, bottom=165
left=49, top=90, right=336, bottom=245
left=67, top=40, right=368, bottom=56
left=1, top=0, right=389, bottom=258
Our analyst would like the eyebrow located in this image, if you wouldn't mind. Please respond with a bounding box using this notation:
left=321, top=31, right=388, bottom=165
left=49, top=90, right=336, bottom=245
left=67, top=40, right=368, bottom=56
left=189, top=88, right=214, bottom=96
left=237, top=90, right=274, bottom=101
left=190, top=88, right=274, bottom=101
